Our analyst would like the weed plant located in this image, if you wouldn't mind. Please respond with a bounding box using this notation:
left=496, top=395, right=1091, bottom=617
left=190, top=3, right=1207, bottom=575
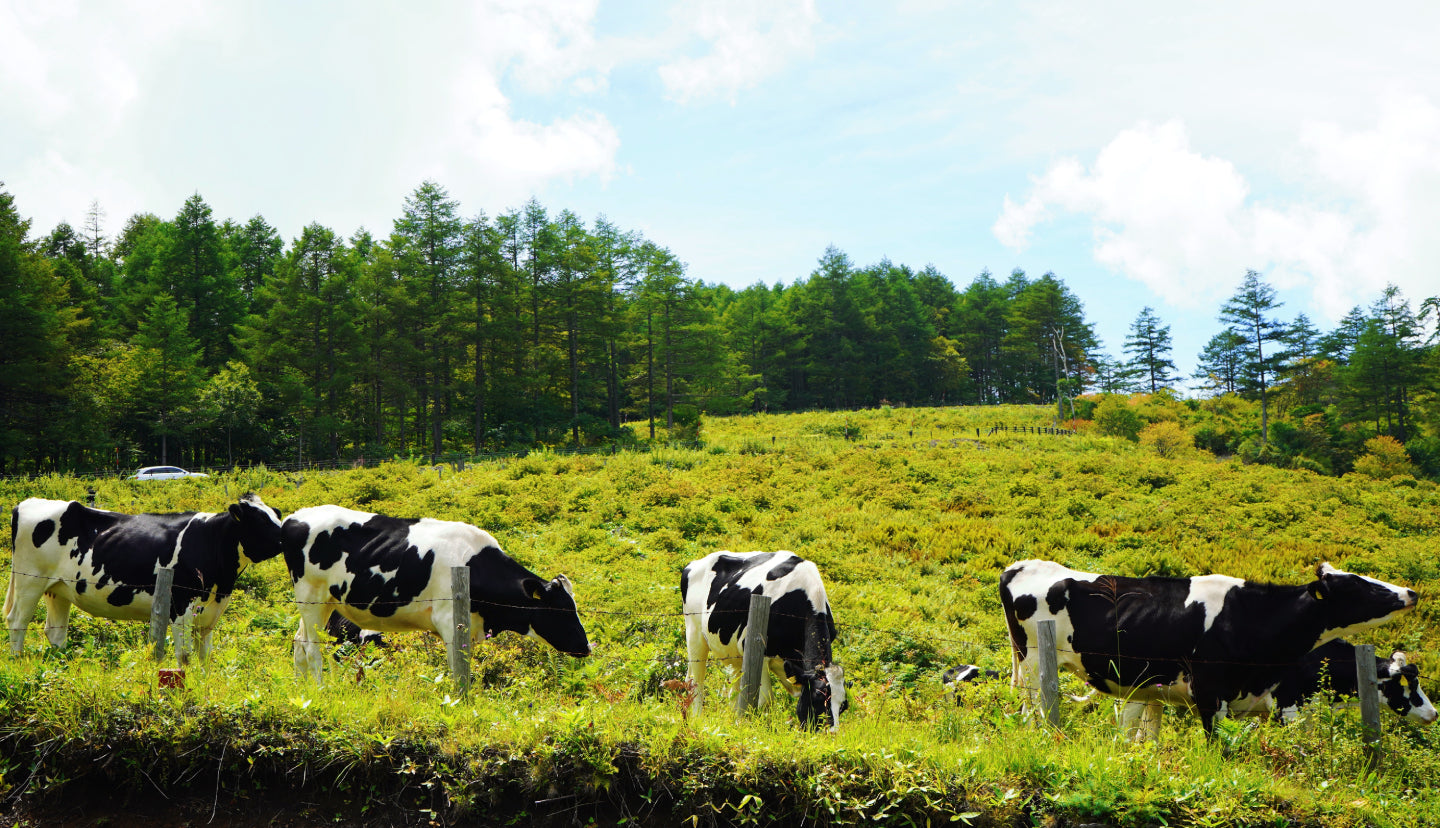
left=0, top=404, right=1438, bottom=825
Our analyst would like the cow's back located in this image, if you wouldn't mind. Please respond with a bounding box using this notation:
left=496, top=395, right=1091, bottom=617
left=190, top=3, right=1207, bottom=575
left=1001, top=559, right=1227, bottom=696
left=683, top=550, right=834, bottom=661
left=283, top=505, right=499, bottom=627
left=9, top=498, right=204, bottom=622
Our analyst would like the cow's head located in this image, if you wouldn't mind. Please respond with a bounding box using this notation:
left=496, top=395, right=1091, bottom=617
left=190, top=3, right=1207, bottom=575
left=523, top=574, right=591, bottom=658
left=230, top=493, right=284, bottom=566
left=795, top=662, right=847, bottom=732
left=1380, top=651, right=1438, bottom=724
left=1308, top=562, right=1417, bottom=641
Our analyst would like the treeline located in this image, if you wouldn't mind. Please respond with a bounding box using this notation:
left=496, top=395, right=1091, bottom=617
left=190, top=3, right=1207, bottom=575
left=1093, top=271, right=1440, bottom=476
left=2, top=180, right=1437, bottom=477
left=0, top=182, right=1100, bottom=474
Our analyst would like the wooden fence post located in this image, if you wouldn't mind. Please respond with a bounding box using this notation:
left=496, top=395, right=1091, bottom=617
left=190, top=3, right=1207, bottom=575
left=149, top=567, right=175, bottom=661
left=1037, top=620, right=1060, bottom=727
left=449, top=566, right=472, bottom=695
left=1355, top=643, right=1382, bottom=770
left=736, top=594, right=772, bottom=715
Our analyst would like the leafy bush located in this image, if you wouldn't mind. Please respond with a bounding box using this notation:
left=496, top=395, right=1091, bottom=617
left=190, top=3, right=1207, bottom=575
left=1353, top=435, right=1420, bottom=479
left=1138, top=421, right=1191, bottom=459
left=1093, top=395, right=1142, bottom=441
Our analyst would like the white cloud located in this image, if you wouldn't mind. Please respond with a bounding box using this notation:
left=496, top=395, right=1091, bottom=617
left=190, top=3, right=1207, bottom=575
left=0, top=0, right=217, bottom=131
left=470, top=0, right=608, bottom=95
left=446, top=64, right=621, bottom=190
left=658, top=0, right=819, bottom=104
left=994, top=99, right=1440, bottom=319
left=437, top=1, right=623, bottom=196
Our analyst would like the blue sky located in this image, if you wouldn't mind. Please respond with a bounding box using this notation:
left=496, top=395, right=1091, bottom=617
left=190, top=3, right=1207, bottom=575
left=5, top=1, right=1440, bottom=386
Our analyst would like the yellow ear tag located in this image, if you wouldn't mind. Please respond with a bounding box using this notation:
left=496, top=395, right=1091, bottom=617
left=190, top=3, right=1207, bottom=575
left=531, top=590, right=542, bottom=601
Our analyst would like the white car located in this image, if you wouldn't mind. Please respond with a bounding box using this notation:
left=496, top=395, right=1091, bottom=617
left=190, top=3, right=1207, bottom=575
left=129, top=465, right=209, bottom=481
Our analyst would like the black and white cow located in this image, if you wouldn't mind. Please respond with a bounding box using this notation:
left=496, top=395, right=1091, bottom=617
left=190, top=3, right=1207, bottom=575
left=325, top=611, right=389, bottom=650
left=1121, top=640, right=1437, bottom=736
left=1205, top=640, right=1434, bottom=723
left=680, top=550, right=847, bottom=731
left=941, top=664, right=1002, bottom=703
left=999, top=559, right=1417, bottom=735
left=5, top=493, right=284, bottom=659
left=282, top=505, right=589, bottom=684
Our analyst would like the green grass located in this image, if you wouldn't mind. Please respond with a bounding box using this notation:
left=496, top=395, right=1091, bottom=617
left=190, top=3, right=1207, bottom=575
left=1, top=404, right=1439, bottom=825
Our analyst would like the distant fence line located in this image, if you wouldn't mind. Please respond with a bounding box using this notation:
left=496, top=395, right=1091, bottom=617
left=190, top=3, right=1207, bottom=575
left=0, top=422, right=1079, bottom=484
left=986, top=423, right=1076, bottom=437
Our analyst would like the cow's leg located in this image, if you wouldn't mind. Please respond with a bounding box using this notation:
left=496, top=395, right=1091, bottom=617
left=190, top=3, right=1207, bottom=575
left=191, top=598, right=229, bottom=662
left=41, top=591, right=72, bottom=650
left=4, top=575, right=48, bottom=655
left=756, top=664, right=773, bottom=710
left=1011, top=632, right=1044, bottom=715
left=728, top=668, right=747, bottom=711
left=292, top=591, right=331, bottom=685
left=684, top=623, right=709, bottom=719
left=1198, top=700, right=1220, bottom=737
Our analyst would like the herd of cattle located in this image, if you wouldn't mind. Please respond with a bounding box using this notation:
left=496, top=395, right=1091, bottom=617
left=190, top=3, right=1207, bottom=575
left=4, top=492, right=1435, bottom=736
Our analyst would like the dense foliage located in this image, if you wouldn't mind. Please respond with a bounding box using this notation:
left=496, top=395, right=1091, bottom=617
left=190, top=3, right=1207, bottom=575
left=2, top=183, right=1438, bottom=483
left=1, top=406, right=1439, bottom=825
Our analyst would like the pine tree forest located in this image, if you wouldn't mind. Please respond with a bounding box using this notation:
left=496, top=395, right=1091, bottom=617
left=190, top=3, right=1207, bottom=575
left=3, top=181, right=1438, bottom=479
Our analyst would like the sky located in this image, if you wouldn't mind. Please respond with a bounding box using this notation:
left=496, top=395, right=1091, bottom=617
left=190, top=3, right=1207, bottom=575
left=5, top=0, right=1440, bottom=385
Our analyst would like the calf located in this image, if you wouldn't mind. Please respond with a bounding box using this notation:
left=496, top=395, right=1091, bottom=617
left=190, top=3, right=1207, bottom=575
left=5, top=494, right=283, bottom=659
left=1225, top=640, right=1436, bottom=724
left=1000, top=559, right=1417, bottom=735
left=1124, top=641, right=1437, bottom=736
left=326, top=611, right=389, bottom=650
left=681, top=550, right=847, bottom=731
left=942, top=664, right=1001, bottom=703
left=282, top=505, right=589, bottom=684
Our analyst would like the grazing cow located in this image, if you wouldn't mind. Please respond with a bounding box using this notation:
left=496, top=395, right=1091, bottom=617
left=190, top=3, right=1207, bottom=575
left=943, top=664, right=1002, bottom=685
left=282, top=505, right=589, bottom=684
left=938, top=668, right=996, bottom=699
left=325, top=611, right=388, bottom=650
left=1122, top=641, right=1437, bottom=736
left=680, top=550, right=847, bottom=731
left=941, top=664, right=1002, bottom=703
left=5, top=494, right=284, bottom=659
left=999, top=559, right=1417, bottom=735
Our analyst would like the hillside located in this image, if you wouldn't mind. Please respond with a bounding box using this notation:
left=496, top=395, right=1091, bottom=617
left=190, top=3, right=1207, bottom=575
left=0, top=405, right=1436, bottom=827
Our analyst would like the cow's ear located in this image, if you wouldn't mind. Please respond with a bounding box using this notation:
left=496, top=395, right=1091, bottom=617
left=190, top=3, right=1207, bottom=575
left=522, top=577, right=545, bottom=601
left=229, top=503, right=243, bottom=520
left=1308, top=579, right=1329, bottom=601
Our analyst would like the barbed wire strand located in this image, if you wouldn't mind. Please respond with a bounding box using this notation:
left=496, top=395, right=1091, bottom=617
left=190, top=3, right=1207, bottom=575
left=1, top=567, right=1428, bottom=683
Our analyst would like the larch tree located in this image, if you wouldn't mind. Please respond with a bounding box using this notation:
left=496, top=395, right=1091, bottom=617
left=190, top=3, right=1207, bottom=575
left=1123, top=306, right=1176, bottom=392
left=1218, top=270, right=1286, bottom=445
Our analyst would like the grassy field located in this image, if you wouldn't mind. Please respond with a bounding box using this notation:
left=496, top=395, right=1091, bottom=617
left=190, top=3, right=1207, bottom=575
left=0, top=404, right=1437, bottom=826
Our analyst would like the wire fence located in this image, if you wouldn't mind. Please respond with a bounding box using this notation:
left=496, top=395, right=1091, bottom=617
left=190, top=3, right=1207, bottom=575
left=1, top=566, right=1424, bottom=687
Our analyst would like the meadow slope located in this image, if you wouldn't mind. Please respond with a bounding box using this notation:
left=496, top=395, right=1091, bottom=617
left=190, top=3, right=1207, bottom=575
left=0, top=405, right=1436, bottom=827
